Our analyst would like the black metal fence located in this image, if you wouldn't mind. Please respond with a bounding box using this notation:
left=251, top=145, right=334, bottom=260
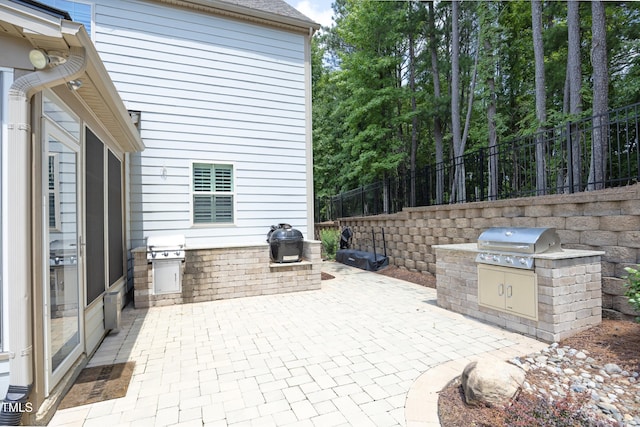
left=318, top=102, right=640, bottom=221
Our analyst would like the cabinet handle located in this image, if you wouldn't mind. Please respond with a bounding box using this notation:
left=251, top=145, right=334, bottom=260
left=498, top=284, right=504, bottom=296
left=506, top=285, right=512, bottom=298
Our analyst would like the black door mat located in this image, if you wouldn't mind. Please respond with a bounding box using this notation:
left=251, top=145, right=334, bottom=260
left=58, top=362, right=135, bottom=409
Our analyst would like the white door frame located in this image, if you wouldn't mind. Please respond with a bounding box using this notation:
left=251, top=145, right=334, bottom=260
left=42, top=118, right=85, bottom=395
left=0, top=68, right=12, bottom=357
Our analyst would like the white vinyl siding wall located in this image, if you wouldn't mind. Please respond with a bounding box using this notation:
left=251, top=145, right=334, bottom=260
left=92, top=0, right=309, bottom=247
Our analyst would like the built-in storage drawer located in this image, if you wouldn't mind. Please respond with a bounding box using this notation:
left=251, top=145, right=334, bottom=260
left=478, top=264, right=538, bottom=320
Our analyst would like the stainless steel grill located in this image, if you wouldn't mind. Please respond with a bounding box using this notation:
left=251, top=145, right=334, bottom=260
left=49, top=239, right=78, bottom=266
left=475, top=227, right=561, bottom=269
left=146, top=234, right=186, bottom=261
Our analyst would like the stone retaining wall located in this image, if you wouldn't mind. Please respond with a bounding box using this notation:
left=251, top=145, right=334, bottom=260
left=133, top=241, right=321, bottom=308
left=336, top=183, right=640, bottom=320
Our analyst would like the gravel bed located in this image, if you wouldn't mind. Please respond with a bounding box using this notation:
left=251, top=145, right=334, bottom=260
left=511, top=343, right=640, bottom=426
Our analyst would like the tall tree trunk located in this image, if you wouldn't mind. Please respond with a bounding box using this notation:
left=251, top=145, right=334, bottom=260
left=588, top=0, right=608, bottom=191
left=428, top=1, right=445, bottom=205
left=563, top=69, right=570, bottom=115
left=485, top=39, right=498, bottom=201
left=477, top=1, right=497, bottom=201
left=567, top=0, right=582, bottom=192
left=532, top=0, right=547, bottom=196
left=451, top=4, right=479, bottom=203
left=461, top=46, right=479, bottom=156
left=409, top=23, right=418, bottom=207
left=450, top=0, right=464, bottom=203
left=560, top=65, right=570, bottom=192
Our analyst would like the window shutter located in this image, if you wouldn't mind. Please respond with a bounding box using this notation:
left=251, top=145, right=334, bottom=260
left=49, top=194, right=56, bottom=228
left=215, top=165, right=232, bottom=192
left=48, top=155, right=58, bottom=228
left=193, top=164, right=213, bottom=192
left=214, top=195, right=233, bottom=222
left=193, top=195, right=214, bottom=224
left=48, top=156, right=55, bottom=190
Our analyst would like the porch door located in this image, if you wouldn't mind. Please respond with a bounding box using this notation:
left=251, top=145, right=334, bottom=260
left=44, top=120, right=84, bottom=394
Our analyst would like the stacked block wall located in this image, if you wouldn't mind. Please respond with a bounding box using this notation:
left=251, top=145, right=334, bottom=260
left=337, top=184, right=640, bottom=320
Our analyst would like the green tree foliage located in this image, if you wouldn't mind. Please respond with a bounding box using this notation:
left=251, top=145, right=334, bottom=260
left=313, top=0, right=640, bottom=205
left=332, top=0, right=408, bottom=186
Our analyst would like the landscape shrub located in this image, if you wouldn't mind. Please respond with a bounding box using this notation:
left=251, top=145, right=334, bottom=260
left=319, top=229, right=339, bottom=260
left=504, top=392, right=616, bottom=427
left=623, top=266, right=640, bottom=322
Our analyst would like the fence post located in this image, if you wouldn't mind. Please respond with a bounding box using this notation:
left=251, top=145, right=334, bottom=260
left=566, top=121, right=573, bottom=193
left=314, top=197, right=319, bottom=223
left=423, top=165, right=430, bottom=206
left=383, top=178, right=389, bottom=213
left=479, top=148, right=485, bottom=201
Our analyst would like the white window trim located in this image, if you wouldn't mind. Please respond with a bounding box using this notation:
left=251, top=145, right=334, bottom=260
left=190, top=161, right=236, bottom=227
left=43, top=90, right=81, bottom=142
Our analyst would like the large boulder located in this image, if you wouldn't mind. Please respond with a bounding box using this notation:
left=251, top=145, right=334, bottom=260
left=461, top=359, right=525, bottom=408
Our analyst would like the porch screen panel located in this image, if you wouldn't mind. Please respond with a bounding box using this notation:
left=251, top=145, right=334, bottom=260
left=0, top=71, right=4, bottom=349
left=85, top=129, right=105, bottom=305
left=108, top=151, right=123, bottom=285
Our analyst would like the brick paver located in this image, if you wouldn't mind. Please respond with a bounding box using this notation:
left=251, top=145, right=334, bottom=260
left=49, top=262, right=545, bottom=427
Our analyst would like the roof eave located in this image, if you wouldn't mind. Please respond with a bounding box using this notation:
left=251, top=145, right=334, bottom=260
left=0, top=0, right=144, bottom=153
left=71, top=26, right=145, bottom=153
left=156, top=0, right=320, bottom=34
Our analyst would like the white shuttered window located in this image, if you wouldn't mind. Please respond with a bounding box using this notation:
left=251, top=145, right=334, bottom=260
left=192, top=163, right=234, bottom=224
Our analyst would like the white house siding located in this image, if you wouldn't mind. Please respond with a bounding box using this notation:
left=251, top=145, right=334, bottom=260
left=92, top=0, right=310, bottom=248
left=84, top=298, right=103, bottom=356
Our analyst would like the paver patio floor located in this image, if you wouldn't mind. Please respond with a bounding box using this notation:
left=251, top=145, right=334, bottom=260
left=49, top=261, right=546, bottom=427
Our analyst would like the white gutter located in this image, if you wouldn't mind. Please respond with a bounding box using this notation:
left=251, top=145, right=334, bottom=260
left=6, top=45, right=86, bottom=390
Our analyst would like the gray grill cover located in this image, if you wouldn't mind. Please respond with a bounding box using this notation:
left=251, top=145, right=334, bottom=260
left=477, top=227, right=561, bottom=254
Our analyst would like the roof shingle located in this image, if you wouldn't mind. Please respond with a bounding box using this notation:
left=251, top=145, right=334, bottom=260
left=218, top=0, right=318, bottom=27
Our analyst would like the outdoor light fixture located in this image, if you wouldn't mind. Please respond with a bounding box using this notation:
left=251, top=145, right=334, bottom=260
left=66, top=79, right=82, bottom=91
left=28, top=49, right=49, bottom=69
left=28, top=49, right=67, bottom=70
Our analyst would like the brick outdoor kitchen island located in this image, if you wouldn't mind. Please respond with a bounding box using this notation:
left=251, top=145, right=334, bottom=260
left=133, top=241, right=321, bottom=308
left=435, top=243, right=604, bottom=342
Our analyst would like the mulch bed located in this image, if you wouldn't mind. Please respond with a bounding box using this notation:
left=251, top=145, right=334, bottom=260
left=376, top=265, right=437, bottom=288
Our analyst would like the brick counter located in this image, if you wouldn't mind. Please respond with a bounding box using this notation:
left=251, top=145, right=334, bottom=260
left=133, top=241, right=321, bottom=308
left=435, top=243, right=603, bottom=342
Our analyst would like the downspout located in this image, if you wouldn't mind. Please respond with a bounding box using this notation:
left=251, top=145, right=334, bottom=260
left=1, top=46, right=86, bottom=425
